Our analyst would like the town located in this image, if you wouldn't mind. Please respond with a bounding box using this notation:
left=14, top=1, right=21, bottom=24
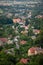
left=0, top=0, right=43, bottom=65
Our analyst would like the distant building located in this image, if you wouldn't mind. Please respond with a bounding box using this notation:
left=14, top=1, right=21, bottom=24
left=0, top=0, right=13, bottom=6
left=33, top=29, right=40, bottom=35
left=24, top=26, right=28, bottom=30
left=6, top=13, right=13, bottom=18
left=35, top=15, right=43, bottom=19
left=20, top=40, right=27, bottom=45
left=28, top=47, right=43, bottom=56
left=20, top=58, right=29, bottom=64
left=13, top=18, right=21, bottom=23
left=7, top=40, right=13, bottom=44
left=28, top=12, right=32, bottom=18
left=31, top=36, right=36, bottom=40
left=0, top=38, right=8, bottom=46
left=19, top=22, right=24, bottom=26
left=5, top=48, right=14, bottom=55
left=0, top=38, right=8, bottom=43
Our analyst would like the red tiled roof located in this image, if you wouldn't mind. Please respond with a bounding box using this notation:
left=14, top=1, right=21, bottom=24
left=29, top=47, right=35, bottom=53
left=13, top=18, right=21, bottom=23
left=33, top=29, right=40, bottom=34
left=20, top=58, right=28, bottom=64
left=0, top=38, right=8, bottom=43
left=28, top=47, right=43, bottom=55
left=29, top=47, right=42, bottom=53
left=20, top=40, right=26, bottom=45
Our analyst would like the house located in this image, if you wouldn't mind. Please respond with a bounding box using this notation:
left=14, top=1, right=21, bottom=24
left=19, top=22, right=24, bottom=26
left=20, top=58, right=28, bottom=64
left=28, top=12, right=32, bottom=18
left=13, top=37, right=18, bottom=43
left=6, top=13, right=13, bottom=18
left=31, top=36, right=36, bottom=40
left=33, top=29, right=40, bottom=35
left=7, top=40, right=13, bottom=44
left=4, top=48, right=14, bottom=55
left=35, top=15, right=43, bottom=19
left=20, top=40, right=27, bottom=45
left=13, top=18, right=21, bottom=23
left=0, top=38, right=8, bottom=43
left=0, top=38, right=8, bottom=46
left=0, top=27, right=3, bottom=30
left=21, top=30, right=28, bottom=35
left=28, top=47, right=43, bottom=56
left=8, top=35, right=12, bottom=39
left=20, top=25, right=28, bottom=30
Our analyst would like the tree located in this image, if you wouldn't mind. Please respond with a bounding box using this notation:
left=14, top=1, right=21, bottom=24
left=0, top=46, right=3, bottom=51
left=25, top=19, right=29, bottom=26
left=0, top=51, right=16, bottom=65
left=29, top=54, right=43, bottom=65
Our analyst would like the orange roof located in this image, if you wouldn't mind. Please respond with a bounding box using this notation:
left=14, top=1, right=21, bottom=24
left=29, top=47, right=42, bottom=53
left=13, top=18, right=21, bottom=23
left=29, top=47, right=35, bottom=53
left=20, top=58, right=28, bottom=64
left=20, top=40, right=26, bottom=45
left=0, top=38, right=8, bottom=43
left=33, top=29, right=40, bottom=34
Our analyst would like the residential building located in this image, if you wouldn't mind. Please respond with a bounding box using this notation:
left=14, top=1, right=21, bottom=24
left=20, top=58, right=28, bottom=64
left=20, top=40, right=27, bottom=45
left=28, top=47, right=43, bottom=56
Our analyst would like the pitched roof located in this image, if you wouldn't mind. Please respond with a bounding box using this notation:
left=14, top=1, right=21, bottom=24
left=20, top=58, right=28, bottom=64
left=33, top=29, right=40, bottom=34
left=20, top=40, right=26, bottom=45
left=29, top=47, right=35, bottom=53
left=13, top=18, right=21, bottom=23
left=29, top=47, right=43, bottom=53
left=0, top=38, right=8, bottom=43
